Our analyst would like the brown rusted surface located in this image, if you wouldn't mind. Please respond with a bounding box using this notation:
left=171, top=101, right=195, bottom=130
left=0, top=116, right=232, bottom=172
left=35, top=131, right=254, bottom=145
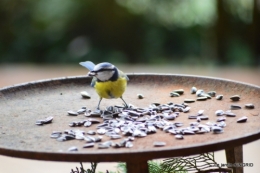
left=0, top=74, right=259, bottom=162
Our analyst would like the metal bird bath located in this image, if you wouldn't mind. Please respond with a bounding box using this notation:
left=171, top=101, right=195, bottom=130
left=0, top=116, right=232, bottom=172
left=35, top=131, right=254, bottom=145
left=0, top=74, right=259, bottom=173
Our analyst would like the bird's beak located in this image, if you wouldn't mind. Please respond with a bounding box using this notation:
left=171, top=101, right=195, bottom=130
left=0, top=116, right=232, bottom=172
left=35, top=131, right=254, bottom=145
left=88, top=71, right=96, bottom=77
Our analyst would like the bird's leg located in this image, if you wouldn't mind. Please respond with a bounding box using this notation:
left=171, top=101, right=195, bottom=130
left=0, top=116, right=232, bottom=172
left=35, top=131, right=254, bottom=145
left=96, top=98, right=102, bottom=111
left=120, top=97, right=128, bottom=108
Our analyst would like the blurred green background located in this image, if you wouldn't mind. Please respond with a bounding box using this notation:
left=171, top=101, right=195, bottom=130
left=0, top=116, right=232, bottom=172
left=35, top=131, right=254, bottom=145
left=1, top=0, right=259, bottom=66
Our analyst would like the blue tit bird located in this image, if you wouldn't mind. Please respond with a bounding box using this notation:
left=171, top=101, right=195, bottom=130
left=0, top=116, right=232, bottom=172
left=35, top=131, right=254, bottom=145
left=79, top=61, right=129, bottom=110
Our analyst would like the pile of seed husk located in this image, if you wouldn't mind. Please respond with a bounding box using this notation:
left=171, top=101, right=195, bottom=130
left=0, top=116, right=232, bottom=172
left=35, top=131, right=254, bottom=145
left=45, top=87, right=255, bottom=151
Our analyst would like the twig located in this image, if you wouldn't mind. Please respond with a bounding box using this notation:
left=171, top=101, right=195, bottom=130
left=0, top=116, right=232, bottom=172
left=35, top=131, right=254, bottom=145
left=194, top=168, right=233, bottom=173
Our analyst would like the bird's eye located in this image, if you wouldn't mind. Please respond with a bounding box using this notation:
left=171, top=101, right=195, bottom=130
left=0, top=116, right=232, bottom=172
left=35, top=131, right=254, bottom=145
left=97, top=68, right=114, bottom=72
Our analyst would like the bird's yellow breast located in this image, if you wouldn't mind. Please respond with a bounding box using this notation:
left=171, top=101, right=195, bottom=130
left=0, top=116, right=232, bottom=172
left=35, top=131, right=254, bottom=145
left=94, top=77, right=127, bottom=99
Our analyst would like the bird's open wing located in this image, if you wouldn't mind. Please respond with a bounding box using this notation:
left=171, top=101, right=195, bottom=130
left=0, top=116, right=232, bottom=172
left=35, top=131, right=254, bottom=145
left=79, top=61, right=95, bottom=71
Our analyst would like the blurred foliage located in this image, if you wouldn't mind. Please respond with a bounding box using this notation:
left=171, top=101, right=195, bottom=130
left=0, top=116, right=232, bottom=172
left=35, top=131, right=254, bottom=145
left=0, top=0, right=259, bottom=66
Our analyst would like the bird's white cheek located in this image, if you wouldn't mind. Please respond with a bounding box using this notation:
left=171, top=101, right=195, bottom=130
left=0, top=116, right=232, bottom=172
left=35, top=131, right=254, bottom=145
left=96, top=71, right=114, bottom=81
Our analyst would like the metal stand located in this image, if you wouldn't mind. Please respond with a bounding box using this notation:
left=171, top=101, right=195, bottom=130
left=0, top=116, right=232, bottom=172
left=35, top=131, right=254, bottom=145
left=126, top=160, right=149, bottom=173
left=225, top=145, right=243, bottom=173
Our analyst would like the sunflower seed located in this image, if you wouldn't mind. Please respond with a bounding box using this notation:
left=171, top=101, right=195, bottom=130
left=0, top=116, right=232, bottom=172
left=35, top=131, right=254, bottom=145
left=217, top=121, right=226, bottom=128
left=90, top=110, right=102, bottom=117
left=164, top=114, right=176, bottom=120
left=188, top=126, right=200, bottom=132
left=168, top=129, right=177, bottom=134
left=132, top=129, right=147, bottom=137
left=207, top=91, right=216, bottom=97
left=188, top=115, right=198, bottom=119
left=36, top=116, right=54, bottom=125
left=35, top=121, right=45, bottom=125
left=118, top=138, right=128, bottom=146
left=197, top=97, right=208, bottom=101
left=88, top=118, right=101, bottom=124
left=57, top=134, right=75, bottom=142
left=230, top=104, right=242, bottom=110
left=197, top=110, right=204, bottom=116
left=83, top=143, right=95, bottom=148
left=170, top=92, right=180, bottom=97
left=225, top=112, right=236, bottom=117
left=216, top=95, right=223, bottom=100
left=205, top=94, right=212, bottom=99
left=67, top=110, right=78, bottom=116
left=175, top=134, right=184, bottom=139
left=110, top=134, right=122, bottom=140
left=190, top=122, right=199, bottom=126
left=97, top=123, right=109, bottom=128
left=97, top=128, right=106, bottom=135
left=45, top=116, right=54, bottom=123
left=50, top=131, right=62, bottom=138
left=196, top=129, right=206, bottom=134
left=75, top=134, right=85, bottom=140
left=81, top=91, right=91, bottom=99
left=68, top=121, right=78, bottom=127
left=173, top=89, right=184, bottom=95
left=94, top=136, right=102, bottom=142
left=84, top=112, right=91, bottom=117
left=147, top=125, right=157, bottom=133
left=111, top=142, right=122, bottom=148
left=137, top=94, right=144, bottom=99
left=113, top=128, right=121, bottom=134
left=127, top=136, right=135, bottom=141
left=87, top=130, right=96, bottom=135
left=77, top=109, right=86, bottom=114
left=84, top=121, right=92, bottom=127
left=198, top=125, right=211, bottom=133
left=172, top=123, right=181, bottom=128
left=196, top=90, right=204, bottom=97
left=125, top=141, right=134, bottom=148
left=128, top=111, right=141, bottom=117
left=183, top=99, right=195, bottom=103
left=190, top=87, right=197, bottom=94
left=152, top=102, right=161, bottom=106
left=215, top=110, right=224, bottom=116
left=153, top=141, right=166, bottom=147
left=35, top=120, right=45, bottom=125
left=245, top=103, right=254, bottom=109
left=200, top=116, right=209, bottom=120
left=183, top=107, right=191, bottom=113
left=230, top=95, right=240, bottom=101
left=182, top=130, right=195, bottom=135
left=237, top=116, right=247, bottom=123
left=68, top=146, right=78, bottom=151
left=212, top=126, right=223, bottom=134
left=84, top=135, right=96, bottom=143
left=163, top=126, right=175, bottom=132
left=64, top=129, right=73, bottom=135
left=217, top=117, right=226, bottom=122
left=98, top=143, right=111, bottom=149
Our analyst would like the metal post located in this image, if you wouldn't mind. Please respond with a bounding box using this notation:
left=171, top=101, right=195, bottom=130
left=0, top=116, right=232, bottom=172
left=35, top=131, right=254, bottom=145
left=225, top=145, right=243, bottom=173
left=126, top=160, right=149, bottom=173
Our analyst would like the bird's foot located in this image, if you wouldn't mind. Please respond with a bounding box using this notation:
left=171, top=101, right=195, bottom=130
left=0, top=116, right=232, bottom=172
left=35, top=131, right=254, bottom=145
left=95, top=107, right=101, bottom=112
left=123, top=103, right=129, bottom=109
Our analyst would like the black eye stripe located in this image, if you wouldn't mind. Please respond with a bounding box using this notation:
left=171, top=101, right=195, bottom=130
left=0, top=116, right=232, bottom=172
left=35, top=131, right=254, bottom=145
left=94, top=68, right=115, bottom=73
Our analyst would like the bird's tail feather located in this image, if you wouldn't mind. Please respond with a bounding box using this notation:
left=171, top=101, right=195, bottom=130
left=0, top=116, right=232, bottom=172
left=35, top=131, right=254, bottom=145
left=79, top=61, right=95, bottom=71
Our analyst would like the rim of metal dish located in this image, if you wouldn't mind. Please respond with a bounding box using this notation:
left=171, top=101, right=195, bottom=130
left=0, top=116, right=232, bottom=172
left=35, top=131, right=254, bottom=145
left=0, top=73, right=259, bottom=162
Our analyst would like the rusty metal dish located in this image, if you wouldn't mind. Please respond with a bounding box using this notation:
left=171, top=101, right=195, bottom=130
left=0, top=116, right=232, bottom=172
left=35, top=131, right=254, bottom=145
left=0, top=74, right=259, bottom=163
